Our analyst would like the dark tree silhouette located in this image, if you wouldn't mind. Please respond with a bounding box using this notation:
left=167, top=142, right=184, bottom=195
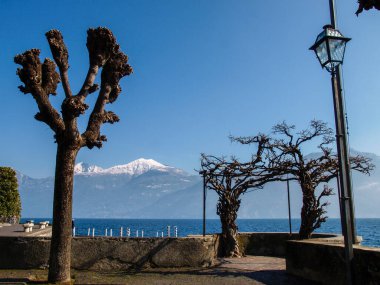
left=15, top=28, right=132, bottom=283
left=258, top=120, right=373, bottom=239
left=356, top=0, right=380, bottom=15
left=201, top=135, right=281, bottom=257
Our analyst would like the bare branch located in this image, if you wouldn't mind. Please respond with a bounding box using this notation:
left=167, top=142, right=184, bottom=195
left=81, top=48, right=132, bottom=149
left=295, top=120, right=334, bottom=147
left=14, top=49, right=64, bottom=134
left=81, top=86, right=112, bottom=149
left=76, top=27, right=119, bottom=99
left=46, top=30, right=72, bottom=98
left=349, top=154, right=375, bottom=175
left=272, top=121, right=295, bottom=146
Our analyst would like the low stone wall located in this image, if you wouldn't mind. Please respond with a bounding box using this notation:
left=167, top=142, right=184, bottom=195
left=286, top=238, right=380, bottom=284
left=0, top=236, right=217, bottom=270
left=237, top=232, right=336, bottom=257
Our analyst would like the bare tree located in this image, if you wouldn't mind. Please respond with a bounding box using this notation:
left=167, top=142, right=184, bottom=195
left=201, top=135, right=281, bottom=257
left=15, top=28, right=132, bottom=283
left=356, top=0, right=380, bottom=15
left=263, top=120, right=373, bottom=239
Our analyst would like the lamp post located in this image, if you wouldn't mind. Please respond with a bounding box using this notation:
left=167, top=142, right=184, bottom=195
left=309, top=2, right=355, bottom=284
left=199, top=170, right=207, bottom=236
left=286, top=175, right=292, bottom=235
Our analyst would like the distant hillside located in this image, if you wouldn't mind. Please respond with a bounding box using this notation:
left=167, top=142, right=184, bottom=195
left=16, top=153, right=380, bottom=219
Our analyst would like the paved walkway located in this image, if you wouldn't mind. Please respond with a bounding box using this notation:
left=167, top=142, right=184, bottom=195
left=0, top=224, right=51, bottom=237
left=0, top=256, right=317, bottom=284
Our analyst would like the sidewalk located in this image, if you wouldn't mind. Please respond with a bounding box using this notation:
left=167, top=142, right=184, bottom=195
left=0, top=224, right=51, bottom=237
left=0, top=256, right=317, bottom=284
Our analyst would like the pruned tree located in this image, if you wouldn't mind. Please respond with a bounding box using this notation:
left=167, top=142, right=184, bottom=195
left=356, top=0, right=380, bottom=15
left=14, top=28, right=132, bottom=283
left=260, top=120, right=373, bottom=239
left=200, top=135, right=281, bottom=257
left=0, top=167, right=21, bottom=224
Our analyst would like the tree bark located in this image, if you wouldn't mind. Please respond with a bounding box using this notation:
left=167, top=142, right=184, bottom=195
left=299, top=183, right=316, bottom=240
left=299, top=198, right=313, bottom=239
left=218, top=197, right=241, bottom=257
left=48, top=143, right=78, bottom=283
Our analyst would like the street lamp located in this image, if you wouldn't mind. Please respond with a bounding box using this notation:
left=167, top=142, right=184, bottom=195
left=310, top=25, right=351, bottom=72
left=310, top=5, right=356, bottom=285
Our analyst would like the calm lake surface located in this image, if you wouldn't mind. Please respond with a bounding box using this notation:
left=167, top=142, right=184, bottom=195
left=21, top=218, right=380, bottom=248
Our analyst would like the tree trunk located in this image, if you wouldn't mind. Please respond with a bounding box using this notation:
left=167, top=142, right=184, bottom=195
left=218, top=198, right=241, bottom=257
left=48, top=143, right=78, bottom=283
left=299, top=184, right=316, bottom=240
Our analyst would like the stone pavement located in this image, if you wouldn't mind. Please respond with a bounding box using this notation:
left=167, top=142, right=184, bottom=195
left=0, top=256, right=318, bottom=284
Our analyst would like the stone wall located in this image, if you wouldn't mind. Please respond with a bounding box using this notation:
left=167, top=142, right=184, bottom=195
left=237, top=232, right=336, bottom=257
left=286, top=239, right=380, bottom=284
left=0, top=236, right=217, bottom=270
left=0, top=232, right=299, bottom=269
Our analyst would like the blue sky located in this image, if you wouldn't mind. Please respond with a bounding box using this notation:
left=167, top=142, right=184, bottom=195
left=1, top=0, right=380, bottom=178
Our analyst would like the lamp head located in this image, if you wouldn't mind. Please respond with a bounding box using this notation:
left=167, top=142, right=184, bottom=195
left=310, top=25, right=351, bottom=72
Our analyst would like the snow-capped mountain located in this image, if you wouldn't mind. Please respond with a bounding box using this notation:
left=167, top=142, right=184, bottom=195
left=74, top=158, right=183, bottom=176
left=18, top=158, right=200, bottom=218
left=74, top=162, right=104, bottom=174
left=15, top=152, right=380, bottom=219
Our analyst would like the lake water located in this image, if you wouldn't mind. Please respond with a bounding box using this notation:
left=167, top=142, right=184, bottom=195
left=21, top=218, right=380, bottom=248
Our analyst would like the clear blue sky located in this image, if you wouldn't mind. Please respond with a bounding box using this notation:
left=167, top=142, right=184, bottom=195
left=1, top=0, right=380, bottom=178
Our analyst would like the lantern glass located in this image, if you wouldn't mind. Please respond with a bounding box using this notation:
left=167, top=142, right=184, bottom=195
left=315, top=40, right=329, bottom=67
left=328, top=38, right=347, bottom=63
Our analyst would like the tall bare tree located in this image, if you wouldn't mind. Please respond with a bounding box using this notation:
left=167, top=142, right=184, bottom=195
left=356, top=0, right=380, bottom=15
left=201, top=135, right=281, bottom=257
left=15, top=28, right=132, bottom=283
left=262, top=120, right=373, bottom=239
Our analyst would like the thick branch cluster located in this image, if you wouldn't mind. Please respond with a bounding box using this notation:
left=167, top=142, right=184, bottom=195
left=15, top=49, right=43, bottom=94
left=201, top=135, right=280, bottom=200
left=356, top=0, right=380, bottom=15
left=266, top=120, right=373, bottom=185
left=62, top=97, right=89, bottom=119
left=15, top=27, right=133, bottom=150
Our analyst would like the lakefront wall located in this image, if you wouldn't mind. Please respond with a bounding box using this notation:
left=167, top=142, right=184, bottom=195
left=0, top=232, right=333, bottom=270
left=0, top=236, right=218, bottom=270
left=1, top=232, right=380, bottom=284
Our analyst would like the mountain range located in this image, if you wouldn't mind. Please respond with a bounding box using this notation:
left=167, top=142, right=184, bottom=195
left=16, top=153, right=380, bottom=219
